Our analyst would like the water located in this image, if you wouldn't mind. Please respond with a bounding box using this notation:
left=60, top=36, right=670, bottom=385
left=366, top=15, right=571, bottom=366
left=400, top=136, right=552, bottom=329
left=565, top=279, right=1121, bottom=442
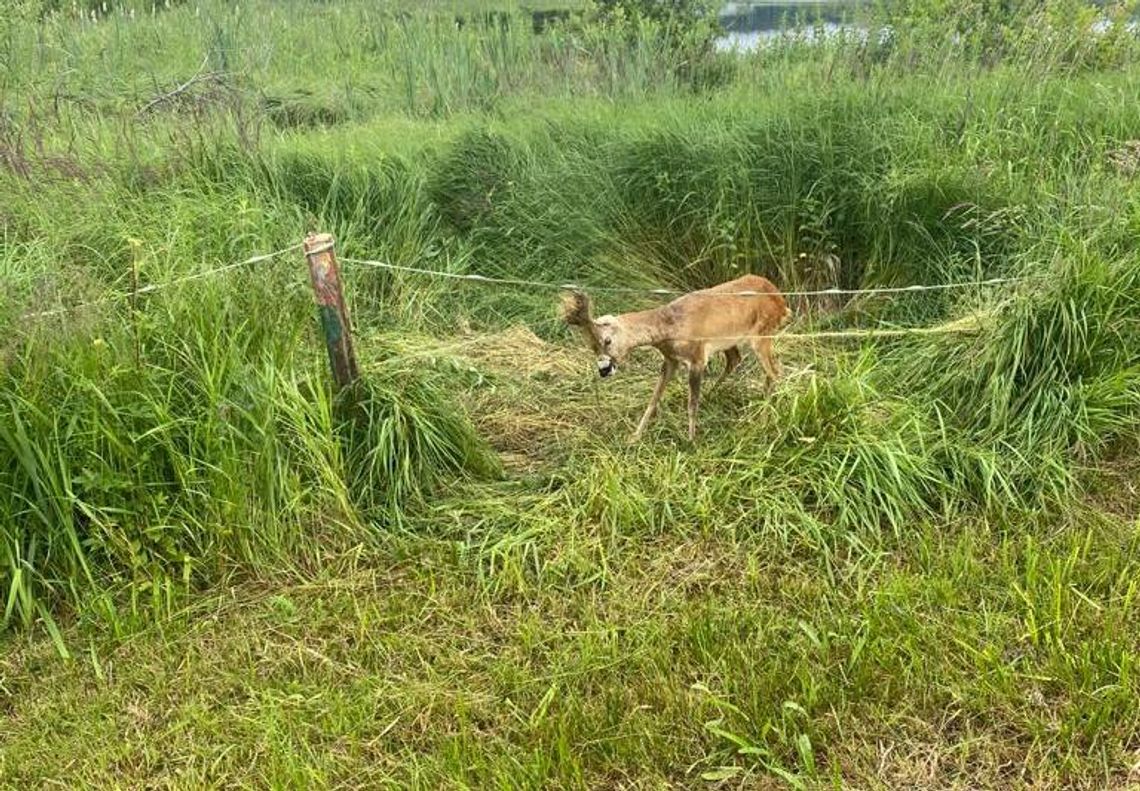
left=711, top=1, right=1137, bottom=53
left=714, top=2, right=864, bottom=52
left=715, top=23, right=862, bottom=52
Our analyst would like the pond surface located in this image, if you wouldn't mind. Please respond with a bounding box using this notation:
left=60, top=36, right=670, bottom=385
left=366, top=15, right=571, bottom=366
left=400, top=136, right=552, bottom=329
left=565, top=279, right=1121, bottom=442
left=712, top=2, right=1138, bottom=52
left=714, top=1, right=864, bottom=51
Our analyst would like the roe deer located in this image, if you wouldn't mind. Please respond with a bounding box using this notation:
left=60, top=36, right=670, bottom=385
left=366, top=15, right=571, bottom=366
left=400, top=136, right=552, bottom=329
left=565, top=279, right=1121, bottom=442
left=561, top=274, right=790, bottom=442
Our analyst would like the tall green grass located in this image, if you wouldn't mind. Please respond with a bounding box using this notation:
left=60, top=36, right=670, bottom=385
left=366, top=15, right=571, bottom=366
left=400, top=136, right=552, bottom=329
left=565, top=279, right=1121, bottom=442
left=0, top=0, right=1138, bottom=639
left=0, top=272, right=496, bottom=630
left=904, top=250, right=1140, bottom=458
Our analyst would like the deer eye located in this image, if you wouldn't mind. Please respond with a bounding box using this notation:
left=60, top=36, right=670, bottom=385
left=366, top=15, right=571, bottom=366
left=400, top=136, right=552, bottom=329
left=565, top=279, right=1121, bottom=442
left=603, top=338, right=612, bottom=347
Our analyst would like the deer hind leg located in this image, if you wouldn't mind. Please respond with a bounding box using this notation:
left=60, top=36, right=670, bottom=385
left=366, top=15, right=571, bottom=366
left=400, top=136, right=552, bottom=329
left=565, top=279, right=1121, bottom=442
left=711, top=346, right=743, bottom=392
left=749, top=336, right=782, bottom=395
left=631, top=359, right=676, bottom=443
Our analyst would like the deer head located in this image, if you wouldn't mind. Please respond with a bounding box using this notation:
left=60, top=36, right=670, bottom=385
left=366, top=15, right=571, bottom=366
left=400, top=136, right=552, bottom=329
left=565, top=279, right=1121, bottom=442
left=560, top=290, right=631, bottom=378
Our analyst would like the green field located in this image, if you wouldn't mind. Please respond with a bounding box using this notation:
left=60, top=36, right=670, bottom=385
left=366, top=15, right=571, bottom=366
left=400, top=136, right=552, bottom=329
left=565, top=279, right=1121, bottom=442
left=2, top=0, right=1140, bottom=787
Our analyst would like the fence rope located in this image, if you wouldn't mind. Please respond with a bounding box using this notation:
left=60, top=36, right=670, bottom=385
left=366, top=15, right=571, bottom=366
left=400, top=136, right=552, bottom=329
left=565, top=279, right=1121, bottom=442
left=12, top=240, right=1009, bottom=343
left=339, top=255, right=1033, bottom=298
left=18, top=242, right=303, bottom=320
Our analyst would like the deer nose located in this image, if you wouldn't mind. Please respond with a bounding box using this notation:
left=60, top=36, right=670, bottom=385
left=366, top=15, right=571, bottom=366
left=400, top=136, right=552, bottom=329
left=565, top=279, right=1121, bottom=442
left=597, top=358, right=616, bottom=378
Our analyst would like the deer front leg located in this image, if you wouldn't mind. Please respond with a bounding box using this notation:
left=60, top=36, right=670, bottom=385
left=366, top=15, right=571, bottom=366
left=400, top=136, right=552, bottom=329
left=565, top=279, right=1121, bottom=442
left=630, top=359, right=676, bottom=443
left=687, top=364, right=705, bottom=442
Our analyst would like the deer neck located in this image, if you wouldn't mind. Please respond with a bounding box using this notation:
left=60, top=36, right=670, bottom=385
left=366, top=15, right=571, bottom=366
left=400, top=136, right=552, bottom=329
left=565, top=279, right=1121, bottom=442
left=618, top=307, right=671, bottom=349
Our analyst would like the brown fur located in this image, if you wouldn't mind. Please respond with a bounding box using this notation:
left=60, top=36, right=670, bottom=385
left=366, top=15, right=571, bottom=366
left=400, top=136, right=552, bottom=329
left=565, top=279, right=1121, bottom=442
left=562, top=275, right=790, bottom=442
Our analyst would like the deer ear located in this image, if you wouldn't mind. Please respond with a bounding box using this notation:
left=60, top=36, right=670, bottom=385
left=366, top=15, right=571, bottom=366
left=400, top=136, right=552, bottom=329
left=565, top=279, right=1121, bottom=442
left=559, top=290, right=594, bottom=327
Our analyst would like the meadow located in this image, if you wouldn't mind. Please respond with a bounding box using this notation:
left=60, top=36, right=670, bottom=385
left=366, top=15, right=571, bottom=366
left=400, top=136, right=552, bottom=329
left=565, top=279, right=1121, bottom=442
left=1, top=0, right=1140, bottom=786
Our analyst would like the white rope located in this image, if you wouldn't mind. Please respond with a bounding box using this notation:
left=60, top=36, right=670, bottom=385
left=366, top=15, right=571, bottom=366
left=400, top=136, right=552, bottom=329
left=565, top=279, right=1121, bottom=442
left=19, top=293, right=122, bottom=321
left=18, top=242, right=303, bottom=320
left=339, top=255, right=1033, bottom=298
left=11, top=240, right=1000, bottom=347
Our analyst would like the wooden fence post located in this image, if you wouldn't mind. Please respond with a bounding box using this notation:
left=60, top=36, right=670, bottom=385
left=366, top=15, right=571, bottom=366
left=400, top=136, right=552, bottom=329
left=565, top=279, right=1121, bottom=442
left=303, top=232, right=359, bottom=390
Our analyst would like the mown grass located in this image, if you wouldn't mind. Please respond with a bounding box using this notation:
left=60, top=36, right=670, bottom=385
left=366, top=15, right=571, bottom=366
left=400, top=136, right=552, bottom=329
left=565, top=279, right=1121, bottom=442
left=4, top=508, right=1139, bottom=787
left=2, top=0, right=1140, bottom=786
